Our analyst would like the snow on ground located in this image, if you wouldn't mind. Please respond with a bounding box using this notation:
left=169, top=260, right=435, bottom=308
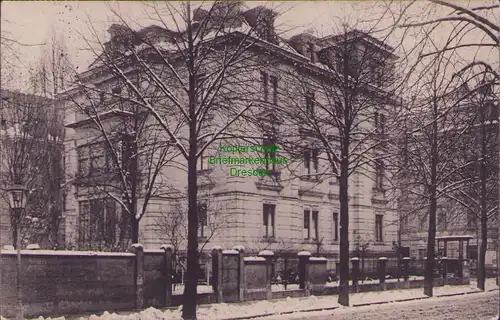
left=173, top=284, right=213, bottom=294
left=26, top=279, right=498, bottom=320
left=325, top=276, right=425, bottom=287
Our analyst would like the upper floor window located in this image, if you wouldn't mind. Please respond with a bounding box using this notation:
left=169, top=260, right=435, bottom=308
left=303, top=148, right=319, bottom=176
left=306, top=42, right=315, bottom=63
left=375, top=159, right=384, bottom=191
left=111, top=86, right=122, bottom=95
left=263, top=203, right=275, bottom=238
left=195, top=73, right=206, bottom=106
left=374, top=112, right=386, bottom=134
left=77, top=141, right=120, bottom=177
left=270, top=75, right=278, bottom=104
left=305, top=91, right=315, bottom=117
left=260, top=71, right=269, bottom=102
left=260, top=71, right=278, bottom=105
left=263, top=137, right=277, bottom=172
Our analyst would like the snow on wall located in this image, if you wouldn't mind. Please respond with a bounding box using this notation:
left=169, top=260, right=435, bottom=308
left=0, top=249, right=135, bottom=257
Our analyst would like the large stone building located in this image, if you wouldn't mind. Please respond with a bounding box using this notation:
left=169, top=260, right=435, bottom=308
left=59, top=3, right=399, bottom=272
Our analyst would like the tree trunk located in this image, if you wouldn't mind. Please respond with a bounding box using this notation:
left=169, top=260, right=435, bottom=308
left=182, top=142, right=199, bottom=319
left=338, top=154, right=350, bottom=306
left=182, top=6, right=199, bottom=316
left=477, top=110, right=488, bottom=291
left=424, top=103, right=438, bottom=297
left=131, top=217, right=139, bottom=244
left=478, top=222, right=487, bottom=290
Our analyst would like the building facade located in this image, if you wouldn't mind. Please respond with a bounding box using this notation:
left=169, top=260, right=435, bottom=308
left=60, top=3, right=399, bottom=272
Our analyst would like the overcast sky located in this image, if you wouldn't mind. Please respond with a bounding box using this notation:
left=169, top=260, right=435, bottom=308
left=1, top=1, right=498, bottom=91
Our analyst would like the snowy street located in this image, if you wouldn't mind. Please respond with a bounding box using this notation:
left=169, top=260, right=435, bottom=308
left=266, top=291, right=500, bottom=320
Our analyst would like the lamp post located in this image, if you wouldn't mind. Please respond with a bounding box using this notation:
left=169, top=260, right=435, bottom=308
left=7, top=184, right=28, bottom=320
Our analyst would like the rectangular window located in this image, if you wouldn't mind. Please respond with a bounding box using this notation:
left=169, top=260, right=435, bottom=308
left=375, top=112, right=386, bottom=134
left=375, top=159, right=384, bottom=191
left=77, top=145, right=90, bottom=177
left=78, top=201, right=90, bottom=245
left=303, top=150, right=310, bottom=175
left=263, top=203, right=275, bottom=238
left=380, top=114, right=386, bottom=134
left=260, top=71, right=269, bottom=102
left=333, top=212, right=339, bottom=241
left=312, top=149, right=319, bottom=173
left=263, top=137, right=277, bottom=172
left=305, top=91, right=315, bottom=116
left=89, top=145, right=106, bottom=176
left=304, top=148, right=319, bottom=176
left=375, top=214, right=383, bottom=242
left=303, top=210, right=310, bottom=239
left=198, top=202, right=208, bottom=238
left=307, top=43, right=315, bottom=62
left=78, top=198, right=120, bottom=250
left=270, top=75, right=278, bottom=104
left=104, top=199, right=117, bottom=244
left=111, top=87, right=122, bottom=95
left=195, top=74, right=206, bottom=106
left=312, top=211, right=319, bottom=240
left=467, top=211, right=476, bottom=230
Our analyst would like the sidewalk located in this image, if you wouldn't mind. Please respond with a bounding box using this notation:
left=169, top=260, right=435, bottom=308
left=25, top=278, right=499, bottom=320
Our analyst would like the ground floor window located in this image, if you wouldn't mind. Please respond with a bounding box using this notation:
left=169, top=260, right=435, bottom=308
left=78, top=197, right=130, bottom=251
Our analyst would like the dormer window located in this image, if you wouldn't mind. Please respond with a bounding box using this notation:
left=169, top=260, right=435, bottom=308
left=306, top=42, right=315, bottom=63
left=112, top=87, right=122, bottom=95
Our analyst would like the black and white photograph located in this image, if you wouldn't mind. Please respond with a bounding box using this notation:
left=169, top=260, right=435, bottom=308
left=0, top=1, right=499, bottom=319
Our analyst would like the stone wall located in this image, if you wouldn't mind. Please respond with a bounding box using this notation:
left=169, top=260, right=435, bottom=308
left=0, top=246, right=472, bottom=318
left=0, top=250, right=136, bottom=318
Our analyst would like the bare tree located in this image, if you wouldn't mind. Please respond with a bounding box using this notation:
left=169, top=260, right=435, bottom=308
left=353, top=234, right=373, bottom=279
left=443, top=73, right=498, bottom=290
left=73, top=2, right=282, bottom=317
left=155, top=189, right=232, bottom=259
left=398, top=47, right=493, bottom=296
left=29, top=30, right=73, bottom=98
left=64, top=81, right=182, bottom=249
left=0, top=89, right=64, bottom=249
left=398, top=0, right=499, bottom=295
left=278, top=20, right=405, bottom=305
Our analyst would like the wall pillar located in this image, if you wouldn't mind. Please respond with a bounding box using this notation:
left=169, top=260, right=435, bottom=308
left=378, top=257, right=387, bottom=291
left=402, top=257, right=410, bottom=289
left=440, top=257, right=448, bottom=286
left=259, top=250, right=274, bottom=300
left=129, top=243, right=144, bottom=309
left=297, top=251, right=311, bottom=296
left=211, top=246, right=223, bottom=303
left=351, top=257, right=360, bottom=293
left=160, top=244, right=173, bottom=307
left=233, top=245, right=245, bottom=302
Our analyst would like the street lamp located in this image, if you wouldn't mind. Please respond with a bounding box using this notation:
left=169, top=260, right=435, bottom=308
left=7, top=184, right=28, bottom=320
left=8, top=184, right=28, bottom=210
